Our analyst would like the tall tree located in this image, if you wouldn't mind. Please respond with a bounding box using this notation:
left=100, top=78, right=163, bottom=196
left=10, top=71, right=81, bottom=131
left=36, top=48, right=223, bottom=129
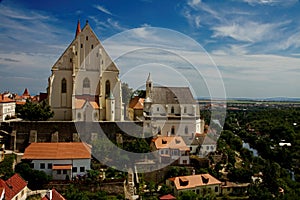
left=17, top=100, right=54, bottom=121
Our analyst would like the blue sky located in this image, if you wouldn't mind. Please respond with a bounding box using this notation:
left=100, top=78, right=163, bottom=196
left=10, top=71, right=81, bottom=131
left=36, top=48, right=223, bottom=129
left=0, top=0, right=300, bottom=98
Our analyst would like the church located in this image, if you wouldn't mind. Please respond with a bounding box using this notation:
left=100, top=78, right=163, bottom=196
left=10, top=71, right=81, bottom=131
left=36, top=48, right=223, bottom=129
left=47, top=20, right=123, bottom=121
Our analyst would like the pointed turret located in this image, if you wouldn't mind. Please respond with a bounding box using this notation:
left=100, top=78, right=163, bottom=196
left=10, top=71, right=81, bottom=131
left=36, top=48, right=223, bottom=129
left=75, top=20, right=81, bottom=37
left=146, top=73, right=153, bottom=99
left=22, top=88, right=30, bottom=97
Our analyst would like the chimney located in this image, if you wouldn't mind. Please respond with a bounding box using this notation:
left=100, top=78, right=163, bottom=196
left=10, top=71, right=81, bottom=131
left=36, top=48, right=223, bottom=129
left=46, top=189, right=52, bottom=200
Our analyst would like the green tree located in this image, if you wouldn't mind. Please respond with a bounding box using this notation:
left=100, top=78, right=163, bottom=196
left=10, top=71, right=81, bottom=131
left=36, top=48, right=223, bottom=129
left=0, top=154, right=15, bottom=180
left=178, top=190, right=198, bottom=200
left=15, top=162, right=51, bottom=190
left=17, top=100, right=54, bottom=121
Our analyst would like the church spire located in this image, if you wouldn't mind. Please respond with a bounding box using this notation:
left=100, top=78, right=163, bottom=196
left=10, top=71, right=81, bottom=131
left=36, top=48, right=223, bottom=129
left=75, top=20, right=81, bottom=37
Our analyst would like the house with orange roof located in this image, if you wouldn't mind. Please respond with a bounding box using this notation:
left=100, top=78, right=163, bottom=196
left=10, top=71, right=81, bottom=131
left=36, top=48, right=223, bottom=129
left=151, top=136, right=190, bottom=165
left=41, top=188, right=66, bottom=200
left=0, top=173, right=28, bottom=200
left=0, top=94, right=16, bottom=121
left=167, top=173, right=222, bottom=196
left=22, top=142, right=91, bottom=180
left=127, top=96, right=144, bottom=121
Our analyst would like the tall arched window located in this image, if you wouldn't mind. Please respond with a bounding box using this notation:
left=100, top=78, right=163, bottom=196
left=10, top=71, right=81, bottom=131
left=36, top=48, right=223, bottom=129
left=171, top=106, right=174, bottom=114
left=61, top=78, right=67, bottom=93
left=171, top=126, right=175, bottom=135
left=185, top=126, right=188, bottom=134
left=105, top=80, right=110, bottom=97
left=83, top=77, right=90, bottom=88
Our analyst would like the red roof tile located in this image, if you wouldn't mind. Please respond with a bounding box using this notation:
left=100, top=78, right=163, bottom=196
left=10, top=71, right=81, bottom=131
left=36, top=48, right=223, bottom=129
left=22, top=142, right=91, bottom=160
left=159, top=194, right=176, bottom=200
left=42, top=188, right=66, bottom=200
left=0, top=174, right=27, bottom=200
left=153, top=136, right=189, bottom=151
left=128, top=96, right=144, bottom=109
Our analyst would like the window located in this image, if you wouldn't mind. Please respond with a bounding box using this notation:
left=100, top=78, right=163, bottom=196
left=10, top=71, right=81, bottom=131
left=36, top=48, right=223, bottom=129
left=80, top=167, right=85, bottom=172
left=183, top=160, right=187, bottom=164
left=184, top=106, right=187, bottom=113
left=80, top=43, right=83, bottom=48
left=91, top=44, right=94, bottom=49
left=57, top=170, right=61, bottom=174
left=83, top=77, right=90, bottom=88
left=105, top=80, right=110, bottom=97
left=171, top=106, right=174, bottom=113
left=86, top=36, right=88, bottom=41
left=72, top=167, right=77, bottom=172
left=61, top=78, right=67, bottom=93
left=158, top=127, right=161, bottom=135
left=63, top=170, right=67, bottom=174
left=157, top=107, right=159, bottom=112
left=77, top=112, right=81, bottom=120
left=185, top=126, right=188, bottom=134
left=215, top=186, right=219, bottom=192
left=40, top=163, right=45, bottom=169
left=206, top=146, right=209, bottom=150
left=171, top=126, right=175, bottom=135
left=48, top=163, right=52, bottom=169
left=70, top=58, right=72, bottom=63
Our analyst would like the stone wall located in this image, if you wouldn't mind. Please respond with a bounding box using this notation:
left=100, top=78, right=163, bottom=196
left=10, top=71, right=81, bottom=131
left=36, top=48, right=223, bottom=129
left=1, top=121, right=143, bottom=152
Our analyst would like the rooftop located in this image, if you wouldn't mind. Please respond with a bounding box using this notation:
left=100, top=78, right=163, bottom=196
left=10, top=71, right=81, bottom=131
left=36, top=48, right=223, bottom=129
left=170, top=173, right=221, bottom=190
left=153, top=136, right=189, bottom=151
left=22, top=142, right=91, bottom=160
left=0, top=174, right=27, bottom=200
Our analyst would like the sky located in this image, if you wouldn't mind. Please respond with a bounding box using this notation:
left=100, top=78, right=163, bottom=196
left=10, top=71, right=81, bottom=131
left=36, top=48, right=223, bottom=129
left=0, top=0, right=300, bottom=98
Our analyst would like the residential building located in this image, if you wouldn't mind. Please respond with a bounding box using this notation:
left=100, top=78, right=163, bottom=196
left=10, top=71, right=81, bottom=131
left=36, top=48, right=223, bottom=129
left=143, top=73, right=204, bottom=140
left=190, top=133, right=217, bottom=158
left=41, top=188, right=66, bottom=200
left=47, top=20, right=123, bottom=121
left=127, top=96, right=144, bottom=121
left=151, top=136, right=190, bottom=165
left=167, top=173, right=222, bottom=196
left=221, top=181, right=250, bottom=196
left=22, top=142, right=91, bottom=180
left=0, top=173, right=28, bottom=200
left=0, top=94, right=16, bottom=121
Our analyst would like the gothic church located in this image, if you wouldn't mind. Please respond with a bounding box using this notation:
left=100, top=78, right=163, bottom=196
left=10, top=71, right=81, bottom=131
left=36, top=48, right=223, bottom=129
left=47, top=20, right=123, bottom=121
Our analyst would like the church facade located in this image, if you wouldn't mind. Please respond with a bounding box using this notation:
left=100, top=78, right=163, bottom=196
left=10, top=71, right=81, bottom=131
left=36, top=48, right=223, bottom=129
left=143, top=74, right=204, bottom=140
left=47, top=20, right=123, bottom=121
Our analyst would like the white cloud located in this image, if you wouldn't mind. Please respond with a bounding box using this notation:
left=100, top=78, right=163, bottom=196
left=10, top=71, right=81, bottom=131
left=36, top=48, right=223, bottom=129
left=94, top=5, right=113, bottom=15
left=242, top=0, right=298, bottom=6
left=211, top=21, right=284, bottom=43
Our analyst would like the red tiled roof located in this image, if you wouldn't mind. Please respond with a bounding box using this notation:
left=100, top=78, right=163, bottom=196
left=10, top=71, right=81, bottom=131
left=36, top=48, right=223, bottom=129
left=52, top=165, right=72, bottom=170
left=42, top=188, right=66, bottom=200
left=0, top=174, right=27, bottom=200
left=170, top=173, right=221, bottom=190
left=22, top=88, right=30, bottom=97
left=159, top=194, right=176, bottom=200
left=0, top=95, right=15, bottom=103
left=153, top=136, right=189, bottom=151
left=22, top=142, right=91, bottom=160
left=128, top=96, right=144, bottom=109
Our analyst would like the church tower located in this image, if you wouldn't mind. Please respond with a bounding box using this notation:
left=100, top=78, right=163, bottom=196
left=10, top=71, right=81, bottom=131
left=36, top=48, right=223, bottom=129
left=106, top=92, right=115, bottom=121
left=146, top=73, right=153, bottom=99
left=47, top=20, right=123, bottom=121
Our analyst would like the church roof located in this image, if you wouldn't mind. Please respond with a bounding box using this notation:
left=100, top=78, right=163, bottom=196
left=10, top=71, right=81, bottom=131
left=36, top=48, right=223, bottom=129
left=151, top=86, right=196, bottom=104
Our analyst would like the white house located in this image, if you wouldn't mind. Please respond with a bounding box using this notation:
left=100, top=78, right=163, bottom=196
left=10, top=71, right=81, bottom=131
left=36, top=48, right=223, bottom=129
left=22, top=142, right=91, bottom=180
left=0, top=173, right=28, bottom=200
left=167, top=173, right=221, bottom=197
left=190, top=133, right=217, bottom=158
left=0, top=94, right=16, bottom=122
left=151, top=136, right=190, bottom=165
